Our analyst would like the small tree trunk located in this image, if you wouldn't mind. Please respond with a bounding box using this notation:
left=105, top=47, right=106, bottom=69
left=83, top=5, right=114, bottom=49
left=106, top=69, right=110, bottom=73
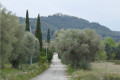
left=11, top=59, right=19, bottom=69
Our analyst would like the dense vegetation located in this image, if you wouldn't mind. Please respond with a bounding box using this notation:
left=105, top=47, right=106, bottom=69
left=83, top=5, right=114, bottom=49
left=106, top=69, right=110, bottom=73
left=19, top=13, right=120, bottom=42
left=0, top=2, right=120, bottom=80
left=0, top=4, right=53, bottom=80
left=103, top=37, right=120, bottom=60
left=54, top=28, right=120, bottom=79
left=54, top=29, right=104, bottom=69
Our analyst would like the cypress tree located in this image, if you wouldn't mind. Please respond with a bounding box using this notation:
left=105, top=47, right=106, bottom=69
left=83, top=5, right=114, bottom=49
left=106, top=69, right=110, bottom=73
left=26, top=10, right=30, bottom=31
left=47, top=29, right=50, bottom=44
left=35, top=14, right=43, bottom=50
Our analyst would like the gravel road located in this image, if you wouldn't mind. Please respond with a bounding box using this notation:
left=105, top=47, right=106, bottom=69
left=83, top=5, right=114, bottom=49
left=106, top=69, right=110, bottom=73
left=31, top=53, right=69, bottom=80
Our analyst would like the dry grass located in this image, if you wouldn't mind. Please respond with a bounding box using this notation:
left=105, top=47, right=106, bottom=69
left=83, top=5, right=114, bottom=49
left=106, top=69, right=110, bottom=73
left=68, top=62, right=120, bottom=80
left=92, top=62, right=120, bottom=74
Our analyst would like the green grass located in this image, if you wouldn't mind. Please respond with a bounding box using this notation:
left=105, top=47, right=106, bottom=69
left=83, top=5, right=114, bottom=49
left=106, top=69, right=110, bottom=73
left=0, top=63, right=49, bottom=80
left=67, top=62, right=120, bottom=80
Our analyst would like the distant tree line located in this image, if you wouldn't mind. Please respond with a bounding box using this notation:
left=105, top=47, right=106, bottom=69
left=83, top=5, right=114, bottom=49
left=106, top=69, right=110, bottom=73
left=19, top=14, right=120, bottom=42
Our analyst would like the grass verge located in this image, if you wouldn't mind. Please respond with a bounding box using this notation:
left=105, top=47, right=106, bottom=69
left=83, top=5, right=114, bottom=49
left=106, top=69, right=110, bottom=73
left=67, top=62, right=120, bottom=80
left=0, top=63, right=49, bottom=80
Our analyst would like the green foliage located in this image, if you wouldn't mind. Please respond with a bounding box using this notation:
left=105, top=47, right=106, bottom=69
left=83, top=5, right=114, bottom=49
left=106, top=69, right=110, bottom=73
left=109, top=53, right=116, bottom=60
left=67, top=66, right=120, bottom=80
left=47, top=29, right=50, bottom=43
left=55, top=29, right=104, bottom=69
left=104, top=74, right=120, bottom=80
left=0, top=5, right=40, bottom=68
left=19, top=14, right=120, bottom=42
left=114, top=60, right=120, bottom=65
left=115, top=45, right=120, bottom=60
left=39, top=56, right=47, bottom=65
left=0, top=6, right=21, bottom=67
left=26, top=10, right=30, bottom=31
left=40, top=48, right=53, bottom=63
left=35, top=14, right=43, bottom=50
left=103, top=37, right=115, bottom=48
left=104, top=38, right=120, bottom=60
left=96, top=51, right=107, bottom=61
left=22, top=32, right=40, bottom=62
left=47, top=49, right=53, bottom=63
left=0, top=63, right=49, bottom=80
left=116, top=40, right=120, bottom=46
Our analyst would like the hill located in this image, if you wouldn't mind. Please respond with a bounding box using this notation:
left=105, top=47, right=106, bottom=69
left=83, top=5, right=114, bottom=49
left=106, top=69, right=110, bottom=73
left=19, top=13, right=120, bottom=42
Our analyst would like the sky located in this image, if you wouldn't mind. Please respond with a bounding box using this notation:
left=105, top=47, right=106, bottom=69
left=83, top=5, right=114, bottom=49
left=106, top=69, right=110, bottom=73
left=1, top=0, right=120, bottom=31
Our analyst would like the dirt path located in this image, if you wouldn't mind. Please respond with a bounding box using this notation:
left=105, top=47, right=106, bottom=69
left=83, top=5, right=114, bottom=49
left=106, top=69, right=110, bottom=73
left=31, top=53, right=69, bottom=80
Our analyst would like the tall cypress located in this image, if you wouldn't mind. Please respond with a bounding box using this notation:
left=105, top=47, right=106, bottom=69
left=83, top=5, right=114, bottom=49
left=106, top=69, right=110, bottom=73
left=26, top=10, right=30, bottom=31
left=47, top=29, right=50, bottom=44
left=35, top=14, right=43, bottom=50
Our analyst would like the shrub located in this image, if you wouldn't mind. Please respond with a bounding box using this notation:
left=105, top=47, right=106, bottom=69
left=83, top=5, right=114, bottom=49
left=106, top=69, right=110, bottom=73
left=41, top=48, right=53, bottom=63
left=39, top=56, right=46, bottom=65
left=114, top=60, right=120, bottom=65
left=104, top=73, right=120, bottom=80
left=96, top=51, right=107, bottom=61
left=47, top=49, right=53, bottom=62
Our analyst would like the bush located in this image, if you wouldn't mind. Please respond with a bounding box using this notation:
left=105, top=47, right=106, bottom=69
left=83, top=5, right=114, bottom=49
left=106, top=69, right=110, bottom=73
left=114, top=60, right=120, bottom=65
left=0, top=63, right=49, bottom=80
left=96, top=51, right=107, bottom=61
left=47, top=49, right=53, bottom=62
left=41, top=48, right=53, bottom=63
left=78, top=60, right=91, bottom=70
left=104, top=73, right=120, bottom=80
left=39, top=56, right=47, bottom=65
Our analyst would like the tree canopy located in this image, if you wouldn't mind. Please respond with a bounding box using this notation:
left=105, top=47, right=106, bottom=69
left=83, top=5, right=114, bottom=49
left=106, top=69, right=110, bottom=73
left=55, top=29, right=104, bottom=69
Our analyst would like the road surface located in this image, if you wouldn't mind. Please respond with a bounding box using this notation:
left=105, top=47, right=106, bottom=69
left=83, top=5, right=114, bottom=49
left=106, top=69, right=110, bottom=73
left=31, top=53, right=69, bottom=80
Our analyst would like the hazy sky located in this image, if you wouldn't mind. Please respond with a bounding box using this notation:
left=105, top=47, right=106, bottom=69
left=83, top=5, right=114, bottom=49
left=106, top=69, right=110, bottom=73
left=1, top=0, right=120, bottom=31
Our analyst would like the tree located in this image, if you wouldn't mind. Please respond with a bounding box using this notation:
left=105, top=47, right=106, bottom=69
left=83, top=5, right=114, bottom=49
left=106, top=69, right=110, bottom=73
left=115, top=45, right=120, bottom=60
left=35, top=14, right=42, bottom=50
left=116, top=40, right=120, bottom=46
left=26, top=10, right=30, bottom=31
left=55, top=29, right=104, bottom=69
left=0, top=5, right=40, bottom=68
left=103, top=37, right=115, bottom=48
left=0, top=6, right=18, bottom=67
left=96, top=51, right=107, bottom=61
left=9, top=26, right=24, bottom=69
left=47, top=29, right=50, bottom=44
left=103, top=37, right=116, bottom=60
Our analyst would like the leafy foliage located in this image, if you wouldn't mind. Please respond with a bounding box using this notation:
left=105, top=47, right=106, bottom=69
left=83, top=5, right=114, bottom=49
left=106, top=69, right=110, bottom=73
left=41, top=48, right=53, bottom=63
left=47, top=29, right=50, bottom=44
left=103, top=37, right=120, bottom=60
left=0, top=5, right=40, bottom=68
left=26, top=10, right=30, bottom=31
left=0, top=6, right=20, bottom=67
left=35, top=14, right=43, bottom=50
left=55, top=29, right=104, bottom=69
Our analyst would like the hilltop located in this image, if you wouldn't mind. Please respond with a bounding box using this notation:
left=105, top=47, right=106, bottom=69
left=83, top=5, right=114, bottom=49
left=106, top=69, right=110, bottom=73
left=19, top=13, right=120, bottom=42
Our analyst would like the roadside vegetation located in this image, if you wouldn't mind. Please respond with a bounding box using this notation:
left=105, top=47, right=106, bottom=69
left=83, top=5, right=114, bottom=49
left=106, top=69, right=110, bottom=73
left=54, top=29, right=120, bottom=80
left=0, top=63, right=49, bottom=80
left=0, top=4, right=53, bottom=80
left=67, top=62, right=120, bottom=80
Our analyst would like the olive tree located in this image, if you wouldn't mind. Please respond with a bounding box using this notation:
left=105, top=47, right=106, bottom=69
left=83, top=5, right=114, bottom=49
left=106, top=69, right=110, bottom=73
left=0, top=6, right=19, bottom=67
left=55, top=29, right=104, bottom=69
left=23, top=32, right=40, bottom=62
left=9, top=26, right=25, bottom=68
